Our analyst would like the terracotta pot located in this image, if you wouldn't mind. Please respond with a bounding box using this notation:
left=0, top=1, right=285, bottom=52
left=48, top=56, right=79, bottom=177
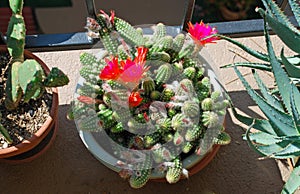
left=0, top=45, right=59, bottom=163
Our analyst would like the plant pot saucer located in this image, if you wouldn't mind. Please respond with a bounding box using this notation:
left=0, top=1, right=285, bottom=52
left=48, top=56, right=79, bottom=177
left=0, top=120, right=58, bottom=164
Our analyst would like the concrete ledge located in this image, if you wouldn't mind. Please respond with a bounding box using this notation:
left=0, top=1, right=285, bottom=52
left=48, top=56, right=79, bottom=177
left=0, top=35, right=297, bottom=193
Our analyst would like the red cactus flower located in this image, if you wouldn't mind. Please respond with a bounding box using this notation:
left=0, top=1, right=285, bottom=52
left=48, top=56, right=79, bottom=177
left=99, top=47, right=148, bottom=85
left=128, top=92, right=143, bottom=107
left=99, top=57, right=121, bottom=80
left=187, top=21, right=218, bottom=46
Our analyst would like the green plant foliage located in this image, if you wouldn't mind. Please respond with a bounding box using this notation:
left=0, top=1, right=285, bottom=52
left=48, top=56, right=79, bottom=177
left=221, top=0, right=300, bottom=193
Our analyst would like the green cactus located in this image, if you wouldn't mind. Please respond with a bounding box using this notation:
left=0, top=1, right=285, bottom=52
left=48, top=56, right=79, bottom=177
left=181, top=100, right=199, bottom=118
left=117, top=45, right=130, bottom=60
left=129, top=154, right=152, bottom=189
left=19, top=60, right=44, bottom=102
left=114, top=17, right=146, bottom=47
left=165, top=157, right=183, bottom=184
left=201, top=97, right=214, bottom=111
left=79, top=52, right=98, bottom=66
left=112, top=108, right=132, bottom=123
left=183, top=66, right=196, bottom=80
left=155, top=63, right=172, bottom=84
left=78, top=114, right=101, bottom=132
left=149, top=51, right=171, bottom=63
left=185, top=125, right=203, bottom=142
left=0, top=112, right=13, bottom=144
left=172, top=33, right=185, bottom=53
left=144, top=132, right=161, bottom=148
left=151, top=23, right=166, bottom=42
left=75, top=9, right=230, bottom=189
left=97, top=104, right=116, bottom=129
left=44, top=67, right=70, bottom=87
left=171, top=113, right=186, bottom=131
left=127, top=118, right=147, bottom=133
left=182, top=141, right=194, bottom=153
left=142, top=77, right=155, bottom=95
left=202, top=111, right=219, bottom=128
left=195, top=77, right=211, bottom=101
left=157, top=118, right=172, bottom=134
left=213, top=131, right=231, bottom=145
left=79, top=63, right=102, bottom=84
left=178, top=43, right=194, bottom=59
left=68, top=101, right=94, bottom=120
left=176, top=79, right=195, bottom=97
left=111, top=122, right=124, bottom=133
left=149, top=35, right=173, bottom=54
left=161, top=88, right=175, bottom=102
left=173, top=131, right=184, bottom=146
left=94, top=14, right=119, bottom=56
left=4, top=0, right=69, bottom=110
left=77, top=82, right=103, bottom=97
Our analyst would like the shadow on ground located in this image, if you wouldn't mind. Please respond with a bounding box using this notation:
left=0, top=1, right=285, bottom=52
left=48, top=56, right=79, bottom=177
left=0, top=101, right=283, bottom=194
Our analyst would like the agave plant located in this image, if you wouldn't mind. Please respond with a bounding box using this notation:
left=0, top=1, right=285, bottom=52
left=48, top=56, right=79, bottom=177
left=218, top=0, right=300, bottom=193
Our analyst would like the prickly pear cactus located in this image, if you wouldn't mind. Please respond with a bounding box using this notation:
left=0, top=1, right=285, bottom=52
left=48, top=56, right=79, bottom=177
left=3, top=0, right=69, bottom=111
left=72, top=10, right=230, bottom=189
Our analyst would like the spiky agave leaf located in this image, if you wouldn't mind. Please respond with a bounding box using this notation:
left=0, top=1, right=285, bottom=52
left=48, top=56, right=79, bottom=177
left=288, top=0, right=300, bottom=25
left=282, top=164, right=300, bottom=194
left=281, top=50, right=300, bottom=79
left=221, top=62, right=271, bottom=71
left=257, top=1, right=300, bottom=53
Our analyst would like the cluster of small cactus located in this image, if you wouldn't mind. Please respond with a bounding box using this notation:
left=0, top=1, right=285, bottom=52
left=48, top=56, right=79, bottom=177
left=220, top=0, right=300, bottom=193
left=71, top=10, right=230, bottom=188
left=0, top=0, right=69, bottom=142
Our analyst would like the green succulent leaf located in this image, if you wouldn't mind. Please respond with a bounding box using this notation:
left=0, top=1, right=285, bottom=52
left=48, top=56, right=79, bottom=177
left=288, top=0, right=300, bottom=26
left=257, top=7, right=300, bottom=53
left=264, top=17, right=295, bottom=114
left=221, top=62, right=271, bottom=71
left=261, top=0, right=299, bottom=33
left=234, top=66, right=298, bottom=136
left=257, top=142, right=300, bottom=158
left=0, top=123, right=13, bottom=144
left=252, top=70, right=284, bottom=111
left=9, top=0, right=23, bottom=14
left=229, top=98, right=280, bottom=136
left=271, top=142, right=300, bottom=158
left=282, top=164, right=300, bottom=194
left=287, top=55, right=300, bottom=66
left=216, top=34, right=269, bottom=62
left=244, top=120, right=276, bottom=156
left=281, top=49, right=300, bottom=79
left=290, top=86, right=300, bottom=133
left=246, top=131, right=283, bottom=145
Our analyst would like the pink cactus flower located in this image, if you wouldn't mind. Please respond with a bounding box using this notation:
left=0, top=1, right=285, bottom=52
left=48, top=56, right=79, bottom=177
left=187, top=21, right=219, bottom=46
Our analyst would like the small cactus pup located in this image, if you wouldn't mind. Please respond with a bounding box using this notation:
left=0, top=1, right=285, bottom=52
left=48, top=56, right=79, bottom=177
left=5, top=0, right=69, bottom=110
left=73, top=9, right=230, bottom=188
left=0, top=0, right=69, bottom=144
left=220, top=0, right=300, bottom=193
